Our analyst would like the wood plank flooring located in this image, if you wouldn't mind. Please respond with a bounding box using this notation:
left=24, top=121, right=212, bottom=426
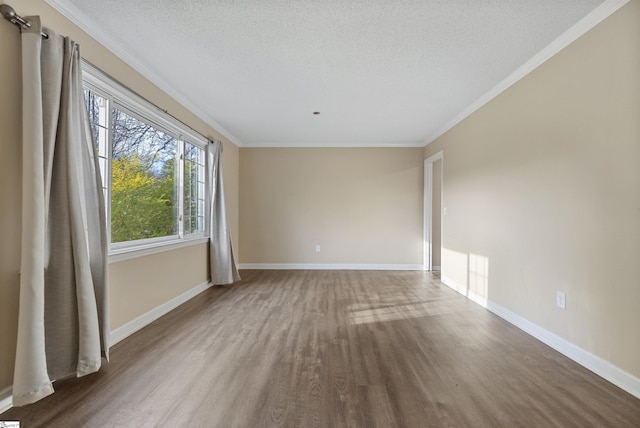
left=2, top=270, right=639, bottom=427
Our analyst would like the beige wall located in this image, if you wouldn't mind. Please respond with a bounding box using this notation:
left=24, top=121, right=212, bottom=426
left=240, top=148, right=424, bottom=265
left=109, top=244, right=208, bottom=329
left=425, top=1, right=640, bottom=378
left=0, top=0, right=239, bottom=393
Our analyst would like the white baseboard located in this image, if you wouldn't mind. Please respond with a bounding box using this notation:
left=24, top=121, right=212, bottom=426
left=431, top=266, right=441, bottom=271
left=0, top=280, right=214, bottom=413
left=111, top=280, right=212, bottom=346
left=237, top=263, right=425, bottom=271
left=5, top=273, right=637, bottom=413
left=441, top=275, right=488, bottom=307
left=441, top=276, right=640, bottom=399
left=0, top=386, right=12, bottom=414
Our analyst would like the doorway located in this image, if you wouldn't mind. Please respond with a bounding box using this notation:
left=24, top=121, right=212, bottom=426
left=424, top=152, right=443, bottom=271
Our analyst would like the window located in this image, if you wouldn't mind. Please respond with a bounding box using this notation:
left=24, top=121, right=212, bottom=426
left=184, top=142, right=206, bottom=235
left=110, top=108, right=178, bottom=243
left=83, top=62, right=207, bottom=257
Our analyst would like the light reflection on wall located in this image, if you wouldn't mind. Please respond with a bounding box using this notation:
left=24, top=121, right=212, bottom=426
left=441, top=248, right=490, bottom=307
left=468, top=253, right=489, bottom=306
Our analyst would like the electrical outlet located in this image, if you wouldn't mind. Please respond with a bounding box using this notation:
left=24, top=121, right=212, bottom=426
left=556, top=291, right=566, bottom=309
left=315, top=245, right=321, bottom=253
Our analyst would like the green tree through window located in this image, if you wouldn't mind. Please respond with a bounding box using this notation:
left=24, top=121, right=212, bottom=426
left=84, top=86, right=206, bottom=247
left=110, top=109, right=178, bottom=243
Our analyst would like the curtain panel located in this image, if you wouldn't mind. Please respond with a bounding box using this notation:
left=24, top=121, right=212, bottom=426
left=13, top=17, right=109, bottom=407
left=207, top=140, right=240, bottom=285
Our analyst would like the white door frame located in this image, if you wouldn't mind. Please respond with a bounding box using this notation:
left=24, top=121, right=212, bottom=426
left=424, top=151, right=443, bottom=271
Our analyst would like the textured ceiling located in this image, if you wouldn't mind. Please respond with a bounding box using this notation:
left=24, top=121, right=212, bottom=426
left=48, top=0, right=607, bottom=147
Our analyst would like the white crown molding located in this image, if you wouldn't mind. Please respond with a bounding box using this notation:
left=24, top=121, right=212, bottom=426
left=238, top=263, right=425, bottom=271
left=44, top=0, right=244, bottom=148
left=46, top=0, right=628, bottom=150
left=441, top=275, right=640, bottom=400
left=424, top=0, right=631, bottom=146
left=241, top=141, right=425, bottom=148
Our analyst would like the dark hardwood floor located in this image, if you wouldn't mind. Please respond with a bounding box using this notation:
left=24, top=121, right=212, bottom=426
left=2, top=270, right=639, bottom=427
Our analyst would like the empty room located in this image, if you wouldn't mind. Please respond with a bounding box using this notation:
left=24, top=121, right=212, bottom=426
left=1, top=0, right=639, bottom=426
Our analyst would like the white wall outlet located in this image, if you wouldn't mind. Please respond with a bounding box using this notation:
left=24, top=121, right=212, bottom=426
left=315, top=245, right=321, bottom=253
left=556, top=291, right=566, bottom=309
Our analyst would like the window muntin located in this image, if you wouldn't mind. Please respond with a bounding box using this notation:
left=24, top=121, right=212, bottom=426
left=82, top=64, right=208, bottom=255
left=84, top=89, right=109, bottom=202
left=184, top=142, right=206, bottom=235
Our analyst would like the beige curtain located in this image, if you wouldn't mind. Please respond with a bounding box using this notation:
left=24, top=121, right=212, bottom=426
left=13, top=17, right=109, bottom=406
left=207, top=140, right=240, bottom=285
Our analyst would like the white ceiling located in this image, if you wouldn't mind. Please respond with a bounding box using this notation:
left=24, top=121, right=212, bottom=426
left=47, top=0, right=616, bottom=147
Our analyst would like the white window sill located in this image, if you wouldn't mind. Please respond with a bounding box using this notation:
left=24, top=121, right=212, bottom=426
left=109, top=236, right=209, bottom=263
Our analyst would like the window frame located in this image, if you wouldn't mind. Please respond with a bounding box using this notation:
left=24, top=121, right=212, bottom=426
left=82, top=61, right=209, bottom=261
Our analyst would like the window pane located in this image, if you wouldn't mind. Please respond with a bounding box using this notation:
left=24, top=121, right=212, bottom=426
left=83, top=88, right=108, bottom=192
left=111, top=108, right=178, bottom=243
left=184, top=142, right=206, bottom=235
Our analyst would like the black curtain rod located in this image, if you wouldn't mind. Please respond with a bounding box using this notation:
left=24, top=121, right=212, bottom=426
left=1, top=3, right=216, bottom=145
left=1, top=3, right=49, bottom=39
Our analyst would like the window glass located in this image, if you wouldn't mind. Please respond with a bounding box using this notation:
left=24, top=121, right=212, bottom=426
left=184, top=142, right=206, bottom=235
left=83, top=72, right=208, bottom=253
left=110, top=108, right=178, bottom=243
left=84, top=89, right=109, bottom=201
